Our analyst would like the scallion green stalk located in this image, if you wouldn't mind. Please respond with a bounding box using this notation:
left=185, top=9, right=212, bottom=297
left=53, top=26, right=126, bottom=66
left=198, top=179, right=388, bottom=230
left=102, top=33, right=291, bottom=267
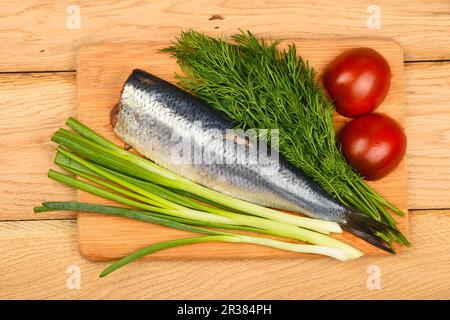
left=48, top=167, right=361, bottom=258
left=48, top=169, right=235, bottom=225
left=100, top=235, right=349, bottom=277
left=34, top=201, right=350, bottom=276
left=38, top=118, right=367, bottom=271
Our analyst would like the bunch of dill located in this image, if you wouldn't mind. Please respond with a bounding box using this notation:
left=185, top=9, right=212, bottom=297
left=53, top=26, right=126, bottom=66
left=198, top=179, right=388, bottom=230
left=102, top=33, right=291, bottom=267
left=163, top=30, right=408, bottom=245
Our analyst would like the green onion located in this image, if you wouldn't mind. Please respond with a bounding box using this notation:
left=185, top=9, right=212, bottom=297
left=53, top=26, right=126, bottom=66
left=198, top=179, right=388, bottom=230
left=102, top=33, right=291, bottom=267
left=36, top=202, right=224, bottom=236
left=48, top=169, right=235, bottom=225
left=48, top=166, right=361, bottom=258
left=100, top=234, right=349, bottom=277
left=99, top=236, right=233, bottom=276
left=34, top=201, right=351, bottom=276
left=37, top=117, right=366, bottom=276
left=51, top=143, right=362, bottom=256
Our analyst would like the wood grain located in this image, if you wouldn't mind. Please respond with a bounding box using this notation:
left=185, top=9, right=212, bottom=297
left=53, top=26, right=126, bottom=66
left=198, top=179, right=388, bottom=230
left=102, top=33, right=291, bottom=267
left=405, top=62, right=450, bottom=209
left=0, top=73, right=76, bottom=221
left=1, top=1, right=450, bottom=72
left=0, top=210, right=448, bottom=299
left=76, top=39, right=408, bottom=259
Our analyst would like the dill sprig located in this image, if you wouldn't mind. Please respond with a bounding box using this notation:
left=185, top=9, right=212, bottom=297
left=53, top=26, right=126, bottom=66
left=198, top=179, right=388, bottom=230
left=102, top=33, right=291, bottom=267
left=163, top=30, right=408, bottom=245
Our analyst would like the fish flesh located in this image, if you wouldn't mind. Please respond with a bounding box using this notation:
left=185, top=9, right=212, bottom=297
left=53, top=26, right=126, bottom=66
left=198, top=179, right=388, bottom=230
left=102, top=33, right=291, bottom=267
left=111, top=69, right=395, bottom=252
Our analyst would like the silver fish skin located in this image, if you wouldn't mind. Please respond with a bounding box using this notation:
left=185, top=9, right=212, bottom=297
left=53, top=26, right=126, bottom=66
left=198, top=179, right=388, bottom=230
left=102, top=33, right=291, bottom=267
left=112, top=69, right=394, bottom=252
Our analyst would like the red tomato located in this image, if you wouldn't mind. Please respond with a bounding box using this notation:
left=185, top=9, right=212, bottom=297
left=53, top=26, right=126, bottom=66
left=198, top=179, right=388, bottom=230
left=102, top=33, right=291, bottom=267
left=323, top=48, right=391, bottom=118
left=339, top=114, right=406, bottom=181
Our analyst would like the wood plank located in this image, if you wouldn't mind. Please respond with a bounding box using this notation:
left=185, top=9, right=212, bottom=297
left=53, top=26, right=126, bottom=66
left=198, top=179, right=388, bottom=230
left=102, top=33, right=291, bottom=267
left=1, top=0, right=450, bottom=72
left=0, top=210, right=448, bottom=299
left=405, top=61, right=450, bottom=209
left=0, top=72, right=77, bottom=221
left=76, top=39, right=408, bottom=259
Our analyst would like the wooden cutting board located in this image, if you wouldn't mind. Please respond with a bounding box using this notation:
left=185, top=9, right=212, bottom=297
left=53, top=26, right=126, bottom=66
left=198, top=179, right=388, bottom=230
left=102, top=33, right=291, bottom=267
left=76, top=38, right=408, bottom=261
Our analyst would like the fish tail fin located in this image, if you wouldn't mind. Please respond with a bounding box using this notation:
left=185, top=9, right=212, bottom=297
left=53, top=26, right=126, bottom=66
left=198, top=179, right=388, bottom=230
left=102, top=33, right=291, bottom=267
left=341, top=209, right=396, bottom=254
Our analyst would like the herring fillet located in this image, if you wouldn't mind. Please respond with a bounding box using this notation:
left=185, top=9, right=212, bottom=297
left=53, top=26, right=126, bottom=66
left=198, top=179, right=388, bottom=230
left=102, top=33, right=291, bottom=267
left=111, top=69, right=395, bottom=253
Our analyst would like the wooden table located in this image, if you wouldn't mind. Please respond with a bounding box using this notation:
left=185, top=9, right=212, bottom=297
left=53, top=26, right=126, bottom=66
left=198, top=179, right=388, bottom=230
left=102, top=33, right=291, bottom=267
left=1, top=0, right=449, bottom=299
